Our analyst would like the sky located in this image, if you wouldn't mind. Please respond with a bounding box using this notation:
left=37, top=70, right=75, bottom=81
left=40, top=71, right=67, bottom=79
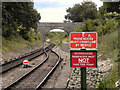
left=33, top=0, right=103, bottom=23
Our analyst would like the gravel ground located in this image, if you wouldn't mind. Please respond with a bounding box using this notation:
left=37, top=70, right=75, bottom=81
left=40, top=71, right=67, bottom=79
left=2, top=53, right=46, bottom=89
left=42, top=46, right=71, bottom=88
left=11, top=50, right=58, bottom=89
left=1, top=44, right=71, bottom=89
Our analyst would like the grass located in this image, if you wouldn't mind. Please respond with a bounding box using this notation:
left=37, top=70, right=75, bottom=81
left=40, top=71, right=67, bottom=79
left=97, top=30, right=119, bottom=88
left=63, top=37, right=70, bottom=42
left=46, top=32, right=69, bottom=46
left=2, top=36, right=42, bottom=53
left=98, top=30, right=118, bottom=60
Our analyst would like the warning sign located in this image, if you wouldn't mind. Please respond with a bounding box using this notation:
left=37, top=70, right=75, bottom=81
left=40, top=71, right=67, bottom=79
left=71, top=51, right=97, bottom=68
left=70, top=32, right=97, bottom=49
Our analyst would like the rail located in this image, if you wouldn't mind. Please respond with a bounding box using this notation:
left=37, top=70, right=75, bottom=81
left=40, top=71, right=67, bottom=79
left=4, top=49, right=49, bottom=90
left=3, top=46, right=62, bottom=90
left=0, top=43, right=55, bottom=74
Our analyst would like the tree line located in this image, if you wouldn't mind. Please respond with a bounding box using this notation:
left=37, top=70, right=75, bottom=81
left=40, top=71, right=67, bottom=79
left=65, top=1, right=119, bottom=22
left=2, top=1, right=119, bottom=40
left=2, top=2, right=41, bottom=40
left=64, top=1, right=119, bottom=36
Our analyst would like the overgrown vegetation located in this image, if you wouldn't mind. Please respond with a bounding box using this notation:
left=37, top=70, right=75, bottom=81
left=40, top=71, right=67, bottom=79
left=97, top=29, right=119, bottom=88
left=73, top=13, right=119, bottom=89
left=2, top=2, right=40, bottom=39
left=45, top=32, right=68, bottom=46
left=2, top=35, right=41, bottom=52
left=65, top=1, right=120, bottom=88
left=2, top=1, right=41, bottom=52
left=65, top=2, right=97, bottom=22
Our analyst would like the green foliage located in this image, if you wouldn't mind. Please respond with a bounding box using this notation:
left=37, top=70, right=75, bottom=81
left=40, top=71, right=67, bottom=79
left=104, top=12, right=120, bottom=19
left=69, top=1, right=119, bottom=88
left=96, top=30, right=118, bottom=88
left=65, top=1, right=97, bottom=22
left=98, top=30, right=118, bottom=60
left=2, top=36, right=27, bottom=52
left=46, top=32, right=68, bottom=46
left=103, top=2, right=120, bottom=13
left=74, top=27, right=83, bottom=32
left=83, top=19, right=100, bottom=32
left=37, top=32, right=41, bottom=40
left=98, top=2, right=120, bottom=20
left=73, top=17, right=119, bottom=61
left=98, top=79, right=108, bottom=88
left=75, top=19, right=118, bottom=58
left=74, top=18, right=119, bottom=36
left=2, top=35, right=41, bottom=52
left=2, top=2, right=41, bottom=40
left=103, top=19, right=119, bottom=34
left=98, top=6, right=107, bottom=20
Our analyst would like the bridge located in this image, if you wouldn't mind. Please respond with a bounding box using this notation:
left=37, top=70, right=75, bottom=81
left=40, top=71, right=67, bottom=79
left=37, top=22, right=83, bottom=43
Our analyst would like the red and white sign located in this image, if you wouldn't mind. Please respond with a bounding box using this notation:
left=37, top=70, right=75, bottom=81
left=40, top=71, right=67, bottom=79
left=23, top=59, right=29, bottom=65
left=71, top=51, right=97, bottom=68
left=70, top=32, right=97, bottom=49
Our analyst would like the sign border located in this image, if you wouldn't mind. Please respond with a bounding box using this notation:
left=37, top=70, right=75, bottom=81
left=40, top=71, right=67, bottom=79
left=70, top=32, right=98, bottom=49
left=70, top=49, right=97, bottom=68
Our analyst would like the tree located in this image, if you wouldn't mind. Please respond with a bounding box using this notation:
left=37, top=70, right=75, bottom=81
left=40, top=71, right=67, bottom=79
left=98, top=2, right=120, bottom=20
left=103, top=2, right=120, bottom=13
left=65, top=1, right=98, bottom=22
left=2, top=2, right=41, bottom=40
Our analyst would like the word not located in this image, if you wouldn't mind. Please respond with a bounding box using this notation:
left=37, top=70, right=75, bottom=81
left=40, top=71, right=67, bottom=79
left=78, top=58, right=89, bottom=63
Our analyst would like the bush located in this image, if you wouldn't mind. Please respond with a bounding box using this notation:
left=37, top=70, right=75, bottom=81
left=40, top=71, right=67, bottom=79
left=98, top=30, right=118, bottom=60
left=74, top=18, right=119, bottom=36
left=102, top=19, right=119, bottom=34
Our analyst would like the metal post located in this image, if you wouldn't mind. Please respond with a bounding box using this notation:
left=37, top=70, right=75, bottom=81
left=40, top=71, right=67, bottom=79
left=81, top=67, right=86, bottom=90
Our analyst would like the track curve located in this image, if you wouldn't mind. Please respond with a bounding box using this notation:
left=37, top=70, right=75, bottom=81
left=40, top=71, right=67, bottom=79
left=3, top=43, right=61, bottom=90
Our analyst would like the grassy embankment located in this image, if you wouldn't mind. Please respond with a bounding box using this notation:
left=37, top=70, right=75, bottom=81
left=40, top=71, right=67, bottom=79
left=71, top=18, right=119, bottom=88
left=97, top=30, right=119, bottom=88
left=63, top=30, right=119, bottom=88
left=2, top=36, right=42, bottom=53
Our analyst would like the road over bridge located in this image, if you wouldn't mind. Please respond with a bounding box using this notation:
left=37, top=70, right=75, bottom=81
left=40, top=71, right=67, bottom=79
left=37, top=22, right=83, bottom=43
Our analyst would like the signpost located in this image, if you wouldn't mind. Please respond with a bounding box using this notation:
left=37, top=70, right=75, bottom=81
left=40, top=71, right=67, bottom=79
left=70, top=32, right=97, bottom=90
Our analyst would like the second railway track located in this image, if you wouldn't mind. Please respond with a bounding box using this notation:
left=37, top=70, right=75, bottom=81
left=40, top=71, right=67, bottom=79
left=3, top=48, right=61, bottom=90
left=0, top=43, right=55, bottom=74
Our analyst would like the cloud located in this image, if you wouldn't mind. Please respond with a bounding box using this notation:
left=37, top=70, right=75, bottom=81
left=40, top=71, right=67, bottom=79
left=33, top=0, right=83, bottom=6
left=91, top=0, right=103, bottom=8
left=33, top=0, right=84, bottom=22
left=33, top=0, right=58, bottom=2
left=34, top=2, right=66, bottom=9
left=34, top=0, right=103, bottom=22
left=37, top=8, right=67, bottom=22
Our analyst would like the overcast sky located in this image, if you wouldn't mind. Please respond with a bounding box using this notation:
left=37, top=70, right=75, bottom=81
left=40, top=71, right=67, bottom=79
left=33, top=0, right=103, bottom=22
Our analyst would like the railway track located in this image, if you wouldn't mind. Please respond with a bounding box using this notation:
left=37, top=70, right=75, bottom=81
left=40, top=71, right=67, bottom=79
left=0, top=43, right=55, bottom=74
left=3, top=48, right=61, bottom=90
